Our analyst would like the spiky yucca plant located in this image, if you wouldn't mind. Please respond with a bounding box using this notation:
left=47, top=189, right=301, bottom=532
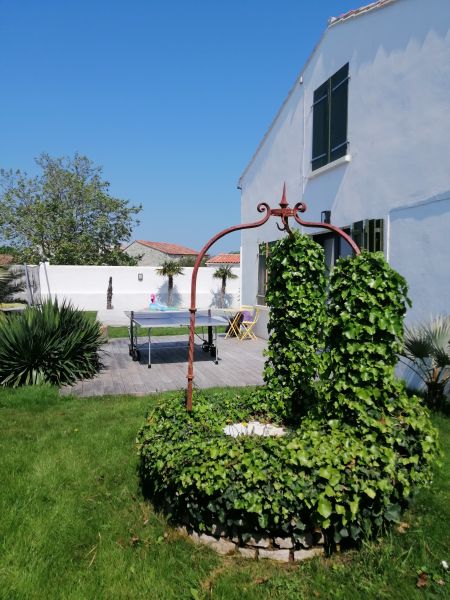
left=0, top=299, right=105, bottom=387
left=0, top=265, right=25, bottom=304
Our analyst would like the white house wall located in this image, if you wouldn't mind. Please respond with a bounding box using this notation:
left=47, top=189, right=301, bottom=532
left=124, top=243, right=169, bottom=266
left=38, top=264, right=240, bottom=312
left=240, top=0, right=450, bottom=336
left=389, top=193, right=450, bottom=324
left=123, top=242, right=196, bottom=266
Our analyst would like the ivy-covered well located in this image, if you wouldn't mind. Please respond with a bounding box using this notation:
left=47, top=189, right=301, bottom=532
left=137, top=231, right=438, bottom=555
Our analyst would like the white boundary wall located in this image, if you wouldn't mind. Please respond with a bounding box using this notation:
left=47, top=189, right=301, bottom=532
left=38, top=263, right=241, bottom=311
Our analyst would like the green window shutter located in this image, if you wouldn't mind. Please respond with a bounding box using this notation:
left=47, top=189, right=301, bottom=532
left=351, top=220, right=364, bottom=249
left=312, top=81, right=330, bottom=171
left=330, top=63, right=349, bottom=162
left=257, top=241, right=277, bottom=304
left=312, top=63, right=349, bottom=170
left=257, top=243, right=268, bottom=305
left=351, top=219, right=384, bottom=252
left=368, top=218, right=384, bottom=251
left=375, top=219, right=384, bottom=252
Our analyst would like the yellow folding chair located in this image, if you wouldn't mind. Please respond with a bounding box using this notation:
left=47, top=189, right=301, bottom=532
left=239, top=306, right=260, bottom=341
left=224, top=310, right=243, bottom=339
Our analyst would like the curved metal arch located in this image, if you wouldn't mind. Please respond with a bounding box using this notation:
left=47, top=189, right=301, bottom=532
left=186, top=185, right=360, bottom=411
left=292, top=202, right=361, bottom=255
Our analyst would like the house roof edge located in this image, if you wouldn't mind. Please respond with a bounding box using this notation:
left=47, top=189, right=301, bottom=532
left=237, top=0, right=401, bottom=190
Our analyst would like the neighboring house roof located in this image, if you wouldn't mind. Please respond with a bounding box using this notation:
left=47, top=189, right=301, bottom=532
left=133, top=241, right=199, bottom=255
left=238, top=0, right=400, bottom=187
left=206, top=254, right=240, bottom=265
left=0, top=254, right=14, bottom=266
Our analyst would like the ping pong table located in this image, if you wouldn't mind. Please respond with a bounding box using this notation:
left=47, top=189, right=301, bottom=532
left=126, top=310, right=228, bottom=368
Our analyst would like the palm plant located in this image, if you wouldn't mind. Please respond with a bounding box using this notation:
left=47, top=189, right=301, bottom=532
left=213, top=266, right=238, bottom=308
left=400, top=315, right=450, bottom=410
left=156, top=260, right=184, bottom=306
left=0, top=265, right=25, bottom=304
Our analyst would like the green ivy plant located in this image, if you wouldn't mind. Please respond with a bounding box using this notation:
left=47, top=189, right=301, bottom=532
left=262, top=231, right=327, bottom=419
left=323, top=253, right=415, bottom=427
left=137, top=242, right=438, bottom=550
left=137, top=388, right=436, bottom=547
left=321, top=251, right=438, bottom=541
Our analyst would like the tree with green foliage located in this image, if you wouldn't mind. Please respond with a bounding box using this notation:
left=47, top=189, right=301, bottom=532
left=0, top=245, right=18, bottom=258
left=177, top=255, right=209, bottom=267
left=212, top=265, right=238, bottom=308
left=156, top=260, right=184, bottom=306
left=0, top=153, right=142, bottom=265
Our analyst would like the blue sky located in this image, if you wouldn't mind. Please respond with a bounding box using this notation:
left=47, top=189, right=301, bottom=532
left=0, top=0, right=361, bottom=254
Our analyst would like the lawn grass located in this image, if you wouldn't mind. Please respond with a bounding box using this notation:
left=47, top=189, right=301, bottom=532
left=83, top=310, right=98, bottom=321
left=0, top=387, right=448, bottom=599
left=107, top=324, right=227, bottom=339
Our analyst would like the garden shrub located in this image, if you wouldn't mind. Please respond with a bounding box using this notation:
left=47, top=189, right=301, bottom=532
left=138, top=241, right=438, bottom=550
left=0, top=299, right=104, bottom=386
left=137, top=389, right=437, bottom=546
left=262, top=231, right=327, bottom=419
left=324, top=252, right=411, bottom=425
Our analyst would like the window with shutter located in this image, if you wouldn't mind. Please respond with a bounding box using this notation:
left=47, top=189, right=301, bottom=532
left=313, top=227, right=352, bottom=272
left=312, top=220, right=383, bottom=273
left=351, top=219, right=384, bottom=252
left=312, top=63, right=349, bottom=171
left=257, top=241, right=276, bottom=305
left=257, top=243, right=268, bottom=305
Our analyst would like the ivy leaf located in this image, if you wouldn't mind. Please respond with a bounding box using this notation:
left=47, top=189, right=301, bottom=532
left=384, top=504, right=401, bottom=522
left=317, top=495, right=333, bottom=519
left=364, top=487, right=376, bottom=499
left=319, top=467, right=331, bottom=479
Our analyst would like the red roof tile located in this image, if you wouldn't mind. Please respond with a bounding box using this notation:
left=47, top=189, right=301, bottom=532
left=206, top=254, right=240, bottom=265
left=0, top=254, right=14, bottom=266
left=135, top=241, right=199, bottom=255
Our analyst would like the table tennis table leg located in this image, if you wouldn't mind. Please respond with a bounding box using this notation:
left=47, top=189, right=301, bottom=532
left=207, top=326, right=219, bottom=365
left=208, top=326, right=213, bottom=348
left=129, top=311, right=134, bottom=357
left=214, top=327, right=219, bottom=365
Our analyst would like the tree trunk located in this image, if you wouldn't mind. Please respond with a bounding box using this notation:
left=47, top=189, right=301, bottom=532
left=221, top=275, right=226, bottom=308
left=168, top=275, right=173, bottom=306
left=107, top=277, right=113, bottom=309
left=426, top=380, right=446, bottom=411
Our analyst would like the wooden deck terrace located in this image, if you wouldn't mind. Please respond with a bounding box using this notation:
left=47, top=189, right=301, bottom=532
left=61, top=334, right=267, bottom=397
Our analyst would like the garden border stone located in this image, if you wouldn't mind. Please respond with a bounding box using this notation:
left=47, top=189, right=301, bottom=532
left=177, top=525, right=325, bottom=562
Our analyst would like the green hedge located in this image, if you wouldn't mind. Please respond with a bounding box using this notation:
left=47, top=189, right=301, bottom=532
left=137, top=388, right=436, bottom=545
left=138, top=240, right=438, bottom=549
left=262, top=231, right=327, bottom=419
